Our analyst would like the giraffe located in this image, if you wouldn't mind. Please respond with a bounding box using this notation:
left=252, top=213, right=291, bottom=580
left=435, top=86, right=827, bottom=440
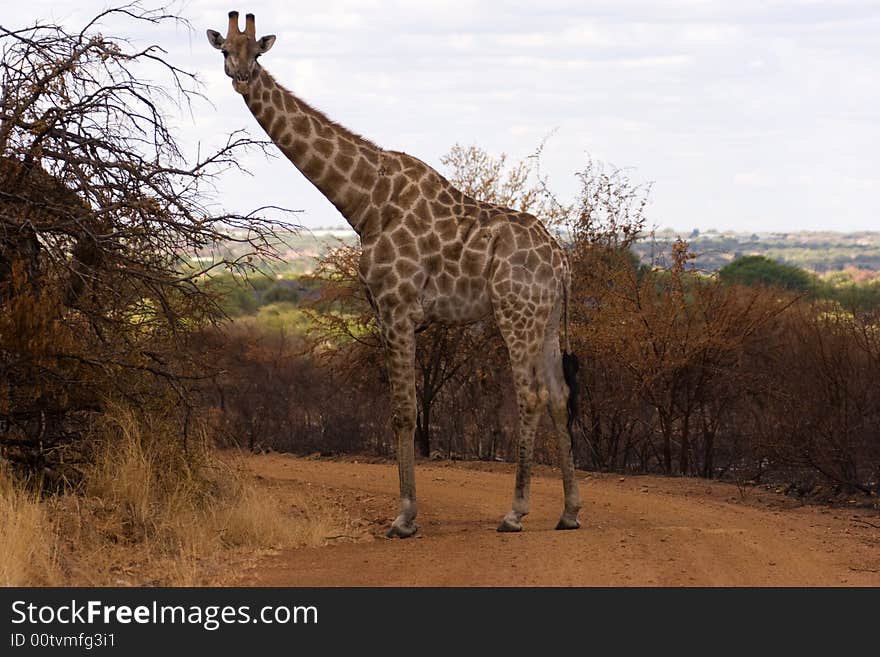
left=208, top=11, right=583, bottom=537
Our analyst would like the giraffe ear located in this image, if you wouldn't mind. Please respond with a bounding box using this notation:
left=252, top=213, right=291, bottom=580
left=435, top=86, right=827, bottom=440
left=257, top=35, right=276, bottom=54
left=206, top=29, right=225, bottom=50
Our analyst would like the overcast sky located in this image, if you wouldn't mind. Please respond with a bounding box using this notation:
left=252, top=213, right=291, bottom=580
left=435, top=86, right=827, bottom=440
left=6, top=1, right=880, bottom=232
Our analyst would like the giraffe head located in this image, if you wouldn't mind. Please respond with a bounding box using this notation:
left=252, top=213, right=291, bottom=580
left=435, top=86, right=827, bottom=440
left=207, top=11, right=276, bottom=94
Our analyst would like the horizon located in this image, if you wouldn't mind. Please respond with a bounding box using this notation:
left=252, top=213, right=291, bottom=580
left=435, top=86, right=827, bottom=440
left=5, top=1, right=879, bottom=233
left=280, top=225, right=880, bottom=237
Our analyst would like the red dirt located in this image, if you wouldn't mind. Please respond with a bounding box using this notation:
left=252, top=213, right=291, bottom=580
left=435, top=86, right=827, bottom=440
left=242, top=454, right=880, bottom=586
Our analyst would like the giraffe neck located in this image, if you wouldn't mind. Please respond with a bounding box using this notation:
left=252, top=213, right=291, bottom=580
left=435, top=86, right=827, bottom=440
left=243, top=67, right=383, bottom=234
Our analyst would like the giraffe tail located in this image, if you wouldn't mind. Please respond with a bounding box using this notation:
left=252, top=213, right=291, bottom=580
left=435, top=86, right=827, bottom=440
left=562, top=264, right=580, bottom=431
left=562, top=351, right=580, bottom=431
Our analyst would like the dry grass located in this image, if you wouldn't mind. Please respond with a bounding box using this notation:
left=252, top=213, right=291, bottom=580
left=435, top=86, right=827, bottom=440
left=208, top=470, right=339, bottom=550
left=0, top=468, right=62, bottom=586
left=2, top=402, right=343, bottom=586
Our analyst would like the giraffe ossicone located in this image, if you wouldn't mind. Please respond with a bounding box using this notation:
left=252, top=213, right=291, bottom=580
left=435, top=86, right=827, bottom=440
left=208, top=11, right=583, bottom=538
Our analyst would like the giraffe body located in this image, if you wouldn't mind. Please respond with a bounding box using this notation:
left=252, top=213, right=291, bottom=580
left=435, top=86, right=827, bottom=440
left=208, top=12, right=582, bottom=537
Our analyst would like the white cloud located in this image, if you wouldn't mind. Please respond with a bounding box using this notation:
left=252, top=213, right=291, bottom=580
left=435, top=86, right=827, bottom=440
left=734, top=171, right=774, bottom=187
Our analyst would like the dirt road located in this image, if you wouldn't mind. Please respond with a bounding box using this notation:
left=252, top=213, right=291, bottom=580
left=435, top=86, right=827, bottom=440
left=243, top=455, right=880, bottom=586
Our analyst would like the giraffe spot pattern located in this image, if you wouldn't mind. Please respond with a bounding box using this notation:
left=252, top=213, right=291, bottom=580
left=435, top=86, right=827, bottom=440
left=335, top=153, right=355, bottom=172
left=313, top=138, right=334, bottom=158
left=372, top=177, right=391, bottom=205
left=291, top=114, right=311, bottom=136
left=351, top=158, right=374, bottom=188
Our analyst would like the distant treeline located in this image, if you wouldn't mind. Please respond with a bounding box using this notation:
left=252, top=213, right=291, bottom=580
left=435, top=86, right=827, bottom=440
left=206, top=249, right=880, bottom=321
left=214, top=228, right=880, bottom=279
left=636, top=229, right=880, bottom=274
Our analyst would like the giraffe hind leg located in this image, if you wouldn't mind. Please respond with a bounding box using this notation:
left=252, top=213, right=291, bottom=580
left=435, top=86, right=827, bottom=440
left=543, top=329, right=583, bottom=530
left=497, top=339, right=547, bottom=532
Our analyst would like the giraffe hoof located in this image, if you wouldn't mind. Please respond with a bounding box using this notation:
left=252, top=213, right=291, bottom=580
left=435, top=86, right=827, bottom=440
left=497, top=518, right=523, bottom=533
left=555, top=517, right=581, bottom=530
left=386, top=522, right=419, bottom=539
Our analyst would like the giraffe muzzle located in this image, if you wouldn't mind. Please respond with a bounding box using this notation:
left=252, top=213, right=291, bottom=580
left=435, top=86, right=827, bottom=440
left=233, top=75, right=250, bottom=94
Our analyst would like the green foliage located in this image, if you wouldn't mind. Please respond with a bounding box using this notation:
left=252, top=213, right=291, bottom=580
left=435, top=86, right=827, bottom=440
left=717, top=255, right=880, bottom=310
left=201, top=273, right=315, bottom=319
left=262, top=283, right=300, bottom=305
left=252, top=303, right=315, bottom=334
left=719, top=255, right=814, bottom=292
left=202, top=273, right=261, bottom=316
left=814, top=275, right=880, bottom=312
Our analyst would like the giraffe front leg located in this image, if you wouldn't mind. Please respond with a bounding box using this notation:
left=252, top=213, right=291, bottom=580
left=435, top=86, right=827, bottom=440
left=383, top=327, right=420, bottom=539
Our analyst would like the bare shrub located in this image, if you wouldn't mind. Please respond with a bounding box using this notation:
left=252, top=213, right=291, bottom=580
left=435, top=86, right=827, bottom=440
left=441, top=143, right=569, bottom=227
left=571, top=242, right=795, bottom=476
left=743, top=303, right=880, bottom=493
left=197, top=320, right=390, bottom=456
left=0, top=5, right=285, bottom=482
